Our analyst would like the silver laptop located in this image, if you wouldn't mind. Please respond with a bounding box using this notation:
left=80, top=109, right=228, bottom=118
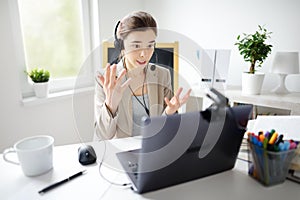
left=116, top=105, right=253, bottom=193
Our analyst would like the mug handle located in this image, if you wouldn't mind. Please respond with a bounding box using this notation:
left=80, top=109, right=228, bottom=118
left=3, top=148, right=19, bottom=165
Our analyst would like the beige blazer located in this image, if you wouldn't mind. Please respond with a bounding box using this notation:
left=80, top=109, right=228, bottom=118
left=94, top=62, right=173, bottom=140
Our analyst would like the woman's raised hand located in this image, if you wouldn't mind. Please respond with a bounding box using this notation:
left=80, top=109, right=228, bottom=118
left=164, top=87, right=192, bottom=115
left=97, top=64, right=131, bottom=115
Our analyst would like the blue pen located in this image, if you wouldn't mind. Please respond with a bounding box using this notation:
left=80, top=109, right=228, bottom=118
left=283, top=141, right=290, bottom=151
left=257, top=141, right=263, bottom=147
left=252, top=136, right=258, bottom=145
left=250, top=144, right=263, bottom=180
left=278, top=143, right=285, bottom=151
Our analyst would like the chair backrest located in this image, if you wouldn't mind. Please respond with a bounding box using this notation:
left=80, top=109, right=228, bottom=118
left=102, top=41, right=179, bottom=91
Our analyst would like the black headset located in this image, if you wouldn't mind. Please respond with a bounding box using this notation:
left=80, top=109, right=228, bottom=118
left=114, top=21, right=123, bottom=51
left=108, top=21, right=123, bottom=65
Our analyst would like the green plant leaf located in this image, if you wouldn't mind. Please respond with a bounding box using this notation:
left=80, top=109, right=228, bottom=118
left=234, top=25, right=272, bottom=73
left=25, top=68, right=50, bottom=83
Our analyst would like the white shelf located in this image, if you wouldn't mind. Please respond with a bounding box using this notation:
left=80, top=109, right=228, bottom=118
left=191, top=87, right=300, bottom=115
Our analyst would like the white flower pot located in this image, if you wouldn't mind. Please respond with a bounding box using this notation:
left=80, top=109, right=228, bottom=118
left=242, top=72, right=265, bottom=95
left=33, top=82, right=49, bottom=98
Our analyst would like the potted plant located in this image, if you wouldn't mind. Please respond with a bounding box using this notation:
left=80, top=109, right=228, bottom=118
left=235, top=25, right=273, bottom=94
left=25, top=68, right=50, bottom=98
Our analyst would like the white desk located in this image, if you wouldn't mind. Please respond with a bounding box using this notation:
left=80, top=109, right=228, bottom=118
left=190, top=88, right=300, bottom=115
left=1, top=137, right=300, bottom=200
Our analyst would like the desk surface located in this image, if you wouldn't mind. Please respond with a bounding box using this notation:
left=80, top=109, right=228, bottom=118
left=1, top=137, right=299, bottom=200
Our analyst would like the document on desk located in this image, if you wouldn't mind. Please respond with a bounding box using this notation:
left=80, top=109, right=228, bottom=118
left=250, top=116, right=300, bottom=140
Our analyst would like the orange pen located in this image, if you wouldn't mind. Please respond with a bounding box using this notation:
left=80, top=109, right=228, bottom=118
left=259, top=134, right=265, bottom=142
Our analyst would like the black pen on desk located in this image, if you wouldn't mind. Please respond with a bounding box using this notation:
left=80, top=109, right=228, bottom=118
left=38, top=170, right=87, bottom=194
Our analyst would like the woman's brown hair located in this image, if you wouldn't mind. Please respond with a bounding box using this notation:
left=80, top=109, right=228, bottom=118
left=116, top=11, right=157, bottom=42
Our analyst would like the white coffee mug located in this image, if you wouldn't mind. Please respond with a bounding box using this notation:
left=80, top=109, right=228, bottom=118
left=3, top=135, right=54, bottom=176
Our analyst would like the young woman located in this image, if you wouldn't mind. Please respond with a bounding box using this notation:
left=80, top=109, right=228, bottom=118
left=95, top=11, right=191, bottom=140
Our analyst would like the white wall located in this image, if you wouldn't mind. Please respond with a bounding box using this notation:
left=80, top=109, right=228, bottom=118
left=99, top=0, right=143, bottom=41
left=143, top=0, right=300, bottom=91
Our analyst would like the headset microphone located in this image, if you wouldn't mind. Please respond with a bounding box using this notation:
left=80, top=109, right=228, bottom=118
left=150, top=65, right=156, bottom=71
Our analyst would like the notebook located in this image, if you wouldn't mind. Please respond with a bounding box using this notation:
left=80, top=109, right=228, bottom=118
left=116, top=105, right=253, bottom=193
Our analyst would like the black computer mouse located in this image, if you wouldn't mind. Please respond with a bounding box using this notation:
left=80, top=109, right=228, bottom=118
left=78, top=145, right=97, bottom=165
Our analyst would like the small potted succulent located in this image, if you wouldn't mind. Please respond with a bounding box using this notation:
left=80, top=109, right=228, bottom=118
left=235, top=25, right=273, bottom=94
left=25, top=68, right=50, bottom=98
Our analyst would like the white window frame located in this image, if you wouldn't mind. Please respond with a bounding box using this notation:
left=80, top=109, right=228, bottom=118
left=9, top=0, right=100, bottom=99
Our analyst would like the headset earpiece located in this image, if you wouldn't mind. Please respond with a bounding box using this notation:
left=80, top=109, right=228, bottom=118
left=114, top=38, right=124, bottom=51
left=114, top=21, right=124, bottom=51
left=110, top=21, right=124, bottom=64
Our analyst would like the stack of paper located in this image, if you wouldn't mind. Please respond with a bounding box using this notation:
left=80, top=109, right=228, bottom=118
left=250, top=115, right=300, bottom=140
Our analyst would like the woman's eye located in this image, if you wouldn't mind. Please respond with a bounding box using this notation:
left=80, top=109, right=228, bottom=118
left=133, top=44, right=140, bottom=49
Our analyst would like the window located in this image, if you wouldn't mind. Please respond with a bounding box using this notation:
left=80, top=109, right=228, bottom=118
left=13, top=0, right=99, bottom=97
left=19, top=0, right=85, bottom=79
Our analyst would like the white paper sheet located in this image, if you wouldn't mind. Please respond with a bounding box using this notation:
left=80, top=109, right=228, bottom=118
left=249, top=115, right=300, bottom=140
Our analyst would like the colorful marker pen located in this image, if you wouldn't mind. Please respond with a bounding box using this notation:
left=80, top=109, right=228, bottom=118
left=269, top=132, right=278, bottom=145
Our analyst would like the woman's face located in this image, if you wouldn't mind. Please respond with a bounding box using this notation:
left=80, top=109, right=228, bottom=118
left=123, top=29, right=156, bottom=71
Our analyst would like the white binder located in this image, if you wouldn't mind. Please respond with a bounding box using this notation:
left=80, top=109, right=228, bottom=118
left=213, top=49, right=231, bottom=90
left=197, top=49, right=215, bottom=89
